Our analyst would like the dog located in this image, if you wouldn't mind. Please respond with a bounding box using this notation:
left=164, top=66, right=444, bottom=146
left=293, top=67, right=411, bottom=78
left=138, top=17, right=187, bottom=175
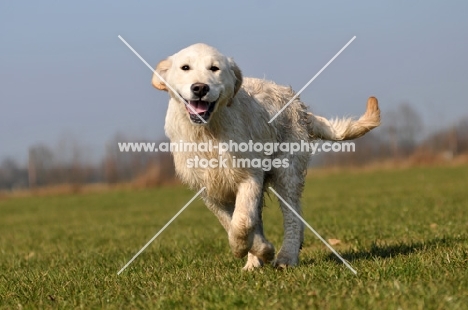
left=152, top=43, right=380, bottom=270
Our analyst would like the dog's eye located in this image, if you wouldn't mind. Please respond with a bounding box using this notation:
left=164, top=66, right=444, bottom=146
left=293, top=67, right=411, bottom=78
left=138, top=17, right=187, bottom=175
left=181, top=65, right=190, bottom=71
left=210, top=66, right=220, bottom=72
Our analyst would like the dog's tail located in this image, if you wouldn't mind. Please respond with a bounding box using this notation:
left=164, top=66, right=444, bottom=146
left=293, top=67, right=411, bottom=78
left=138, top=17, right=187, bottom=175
left=306, top=97, right=381, bottom=141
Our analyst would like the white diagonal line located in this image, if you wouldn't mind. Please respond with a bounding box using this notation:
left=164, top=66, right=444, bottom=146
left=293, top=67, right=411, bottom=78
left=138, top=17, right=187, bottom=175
left=268, top=36, right=356, bottom=123
left=117, top=187, right=206, bottom=275
left=268, top=187, right=357, bottom=274
left=117, top=35, right=207, bottom=124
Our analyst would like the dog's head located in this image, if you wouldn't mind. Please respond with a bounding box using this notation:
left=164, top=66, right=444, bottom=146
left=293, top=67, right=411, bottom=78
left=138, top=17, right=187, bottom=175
left=152, top=43, right=243, bottom=125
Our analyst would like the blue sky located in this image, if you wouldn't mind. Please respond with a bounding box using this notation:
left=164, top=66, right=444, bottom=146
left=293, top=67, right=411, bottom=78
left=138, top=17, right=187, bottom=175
left=1, top=1, right=467, bottom=163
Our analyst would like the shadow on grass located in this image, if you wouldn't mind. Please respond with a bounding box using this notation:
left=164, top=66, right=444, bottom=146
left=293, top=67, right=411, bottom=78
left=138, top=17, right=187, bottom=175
left=324, top=235, right=464, bottom=264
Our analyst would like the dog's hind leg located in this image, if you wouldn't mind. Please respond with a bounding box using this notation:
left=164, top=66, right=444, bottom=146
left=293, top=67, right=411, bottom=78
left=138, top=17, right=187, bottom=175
left=204, top=198, right=234, bottom=233
left=272, top=164, right=306, bottom=268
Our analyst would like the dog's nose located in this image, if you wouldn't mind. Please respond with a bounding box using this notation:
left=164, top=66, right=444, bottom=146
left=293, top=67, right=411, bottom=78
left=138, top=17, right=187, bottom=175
left=191, top=83, right=210, bottom=98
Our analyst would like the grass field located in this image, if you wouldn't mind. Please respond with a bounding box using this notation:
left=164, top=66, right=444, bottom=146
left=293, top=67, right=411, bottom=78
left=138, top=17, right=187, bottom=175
left=1, top=165, right=467, bottom=309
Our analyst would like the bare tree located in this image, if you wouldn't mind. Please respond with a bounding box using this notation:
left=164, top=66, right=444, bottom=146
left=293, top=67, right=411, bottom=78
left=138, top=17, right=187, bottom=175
left=380, top=102, right=424, bottom=159
left=0, top=158, right=28, bottom=189
left=103, top=133, right=176, bottom=186
left=455, top=117, right=468, bottom=154
left=29, top=144, right=54, bottom=186
left=397, top=103, right=424, bottom=154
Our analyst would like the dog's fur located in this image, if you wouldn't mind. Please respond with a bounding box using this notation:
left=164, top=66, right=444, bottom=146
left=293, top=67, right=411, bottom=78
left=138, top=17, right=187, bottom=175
left=152, top=43, right=380, bottom=270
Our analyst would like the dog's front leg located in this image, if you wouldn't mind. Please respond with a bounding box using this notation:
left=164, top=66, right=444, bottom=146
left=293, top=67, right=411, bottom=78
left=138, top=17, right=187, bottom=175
left=229, top=176, right=263, bottom=258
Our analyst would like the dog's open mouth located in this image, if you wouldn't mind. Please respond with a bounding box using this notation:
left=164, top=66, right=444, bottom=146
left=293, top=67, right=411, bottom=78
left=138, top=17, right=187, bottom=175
left=186, top=100, right=217, bottom=124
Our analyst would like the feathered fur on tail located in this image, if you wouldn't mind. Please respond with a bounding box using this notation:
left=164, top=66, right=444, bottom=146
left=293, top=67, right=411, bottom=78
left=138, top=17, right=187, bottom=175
left=307, top=97, right=381, bottom=141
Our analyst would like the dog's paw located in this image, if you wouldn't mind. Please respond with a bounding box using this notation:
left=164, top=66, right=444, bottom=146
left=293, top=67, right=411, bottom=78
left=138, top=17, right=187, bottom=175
left=228, top=230, right=253, bottom=258
left=242, top=253, right=263, bottom=271
left=273, top=251, right=299, bottom=269
left=251, top=240, right=275, bottom=264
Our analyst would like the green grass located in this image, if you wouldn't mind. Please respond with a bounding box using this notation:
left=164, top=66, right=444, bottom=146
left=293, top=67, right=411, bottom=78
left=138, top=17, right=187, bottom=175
left=1, top=165, right=467, bottom=309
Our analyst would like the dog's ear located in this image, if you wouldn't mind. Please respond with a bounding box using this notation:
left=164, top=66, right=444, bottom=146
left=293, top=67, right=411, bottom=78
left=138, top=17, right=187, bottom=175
left=229, top=58, right=243, bottom=96
left=152, top=58, right=172, bottom=91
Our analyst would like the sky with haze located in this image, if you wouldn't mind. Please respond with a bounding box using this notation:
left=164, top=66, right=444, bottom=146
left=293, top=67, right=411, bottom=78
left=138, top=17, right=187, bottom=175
left=1, top=1, right=467, bottom=164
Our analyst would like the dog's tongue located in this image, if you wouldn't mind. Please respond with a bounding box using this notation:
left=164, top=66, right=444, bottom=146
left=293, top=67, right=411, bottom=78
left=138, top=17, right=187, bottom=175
left=188, top=100, right=209, bottom=114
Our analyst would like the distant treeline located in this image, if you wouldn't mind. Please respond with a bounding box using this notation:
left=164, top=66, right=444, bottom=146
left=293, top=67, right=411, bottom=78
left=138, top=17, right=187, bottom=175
left=1, top=103, right=467, bottom=190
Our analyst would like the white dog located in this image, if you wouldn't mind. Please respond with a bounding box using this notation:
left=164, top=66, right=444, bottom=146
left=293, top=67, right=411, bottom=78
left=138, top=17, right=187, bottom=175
left=152, top=43, right=380, bottom=270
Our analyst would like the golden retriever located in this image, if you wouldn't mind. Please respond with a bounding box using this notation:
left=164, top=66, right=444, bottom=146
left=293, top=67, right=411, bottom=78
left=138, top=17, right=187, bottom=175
left=152, top=43, right=380, bottom=270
